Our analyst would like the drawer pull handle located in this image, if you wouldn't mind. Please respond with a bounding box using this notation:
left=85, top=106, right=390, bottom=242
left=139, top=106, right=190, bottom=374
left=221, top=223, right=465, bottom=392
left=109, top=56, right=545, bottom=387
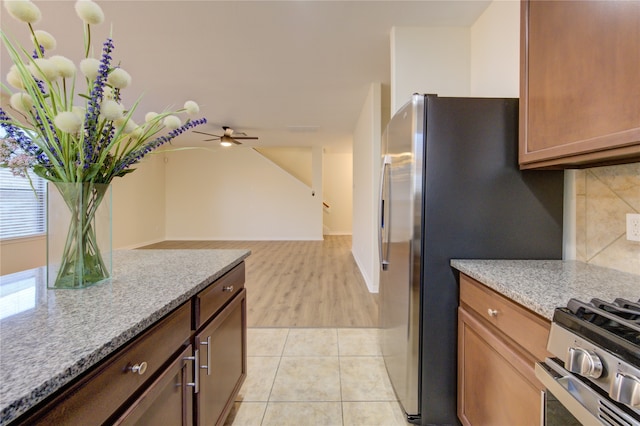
left=487, top=309, right=498, bottom=317
left=222, top=285, right=234, bottom=292
left=129, top=362, right=148, bottom=375
left=184, top=349, right=200, bottom=393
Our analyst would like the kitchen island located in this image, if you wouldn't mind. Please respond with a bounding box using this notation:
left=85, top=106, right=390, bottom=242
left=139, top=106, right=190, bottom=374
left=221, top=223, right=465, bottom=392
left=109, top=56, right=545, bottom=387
left=0, top=248, right=250, bottom=425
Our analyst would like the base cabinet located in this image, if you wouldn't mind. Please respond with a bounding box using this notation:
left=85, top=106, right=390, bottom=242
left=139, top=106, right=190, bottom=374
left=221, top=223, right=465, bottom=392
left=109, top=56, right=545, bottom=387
left=457, top=274, right=550, bottom=426
left=13, top=303, right=192, bottom=426
left=195, top=289, right=247, bottom=426
left=12, top=262, right=246, bottom=426
left=458, top=308, right=542, bottom=426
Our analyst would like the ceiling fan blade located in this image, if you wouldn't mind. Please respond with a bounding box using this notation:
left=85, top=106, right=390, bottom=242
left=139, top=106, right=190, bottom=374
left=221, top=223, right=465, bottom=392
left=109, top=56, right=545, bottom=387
left=193, top=131, right=222, bottom=138
left=230, top=136, right=259, bottom=140
left=204, top=138, right=221, bottom=142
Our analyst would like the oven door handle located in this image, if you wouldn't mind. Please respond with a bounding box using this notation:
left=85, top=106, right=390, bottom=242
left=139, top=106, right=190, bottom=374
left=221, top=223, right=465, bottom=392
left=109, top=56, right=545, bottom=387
left=535, top=358, right=639, bottom=426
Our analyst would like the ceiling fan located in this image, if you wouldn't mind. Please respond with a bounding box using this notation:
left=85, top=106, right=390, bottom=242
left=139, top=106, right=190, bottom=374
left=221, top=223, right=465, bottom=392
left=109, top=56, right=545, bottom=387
left=193, top=126, right=258, bottom=146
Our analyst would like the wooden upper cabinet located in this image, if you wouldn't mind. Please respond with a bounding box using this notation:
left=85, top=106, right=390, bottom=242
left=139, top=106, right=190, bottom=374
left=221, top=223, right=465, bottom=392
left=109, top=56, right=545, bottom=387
left=519, top=0, right=640, bottom=169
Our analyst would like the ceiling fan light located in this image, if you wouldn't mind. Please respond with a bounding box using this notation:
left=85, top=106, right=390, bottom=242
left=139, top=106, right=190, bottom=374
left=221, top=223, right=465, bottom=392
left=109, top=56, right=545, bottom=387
left=220, top=141, right=233, bottom=147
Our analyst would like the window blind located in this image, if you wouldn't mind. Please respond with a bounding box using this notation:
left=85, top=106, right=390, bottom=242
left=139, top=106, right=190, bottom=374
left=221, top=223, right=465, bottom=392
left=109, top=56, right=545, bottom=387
left=0, top=169, right=46, bottom=239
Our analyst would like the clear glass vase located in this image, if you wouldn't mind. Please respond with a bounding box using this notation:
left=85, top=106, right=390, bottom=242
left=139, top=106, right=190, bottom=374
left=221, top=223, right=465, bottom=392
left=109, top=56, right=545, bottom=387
left=47, top=182, right=112, bottom=289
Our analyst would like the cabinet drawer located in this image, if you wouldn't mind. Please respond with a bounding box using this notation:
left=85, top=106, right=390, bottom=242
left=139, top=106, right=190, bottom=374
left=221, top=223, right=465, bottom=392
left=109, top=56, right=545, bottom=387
left=195, top=263, right=245, bottom=328
left=114, top=345, right=193, bottom=426
left=19, top=303, right=191, bottom=426
left=459, top=274, right=550, bottom=362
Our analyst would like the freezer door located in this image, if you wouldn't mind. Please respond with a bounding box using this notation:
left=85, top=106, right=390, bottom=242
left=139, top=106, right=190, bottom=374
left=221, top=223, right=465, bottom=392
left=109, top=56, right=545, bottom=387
left=379, top=94, right=424, bottom=421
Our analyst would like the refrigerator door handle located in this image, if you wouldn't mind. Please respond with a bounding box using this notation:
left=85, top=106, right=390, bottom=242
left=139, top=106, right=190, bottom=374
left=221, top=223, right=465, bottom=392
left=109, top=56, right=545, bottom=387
left=378, top=155, right=391, bottom=270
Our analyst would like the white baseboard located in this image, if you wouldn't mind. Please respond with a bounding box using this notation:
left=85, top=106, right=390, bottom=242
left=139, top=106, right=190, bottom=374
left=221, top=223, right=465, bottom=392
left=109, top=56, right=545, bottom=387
left=351, top=249, right=378, bottom=293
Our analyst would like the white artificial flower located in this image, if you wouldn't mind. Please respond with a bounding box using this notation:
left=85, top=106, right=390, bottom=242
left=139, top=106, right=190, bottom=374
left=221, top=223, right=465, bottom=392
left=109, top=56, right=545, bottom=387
left=72, top=106, right=85, bottom=121
left=74, top=0, right=104, bottom=25
left=6, top=66, right=24, bottom=90
left=80, top=57, right=100, bottom=81
left=124, top=120, right=138, bottom=134
left=28, top=58, right=60, bottom=82
left=129, top=126, right=143, bottom=138
left=100, top=100, right=124, bottom=121
left=4, top=0, right=41, bottom=24
left=115, top=117, right=138, bottom=134
left=50, top=55, right=76, bottom=79
left=145, top=112, right=158, bottom=123
left=163, top=115, right=181, bottom=130
left=9, top=92, right=33, bottom=114
left=32, top=30, right=56, bottom=51
left=54, top=111, right=82, bottom=134
left=102, top=86, right=116, bottom=100
left=107, top=68, right=131, bottom=89
left=184, top=100, right=199, bottom=115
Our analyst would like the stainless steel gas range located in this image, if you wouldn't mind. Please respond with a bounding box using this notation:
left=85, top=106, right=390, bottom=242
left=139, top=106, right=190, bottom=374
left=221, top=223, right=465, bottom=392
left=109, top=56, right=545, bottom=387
left=536, top=297, right=640, bottom=426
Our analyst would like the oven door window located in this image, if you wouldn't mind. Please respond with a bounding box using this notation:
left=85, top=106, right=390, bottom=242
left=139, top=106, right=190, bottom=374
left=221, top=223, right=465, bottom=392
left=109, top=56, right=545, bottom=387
left=545, top=390, right=581, bottom=426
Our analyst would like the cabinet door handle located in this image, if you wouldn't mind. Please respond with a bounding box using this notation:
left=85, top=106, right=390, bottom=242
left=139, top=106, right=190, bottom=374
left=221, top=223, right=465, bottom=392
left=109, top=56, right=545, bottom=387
left=184, top=349, right=199, bottom=394
left=222, top=285, right=234, bottom=292
left=487, top=309, right=498, bottom=317
left=200, top=336, right=211, bottom=376
left=128, top=362, right=148, bottom=375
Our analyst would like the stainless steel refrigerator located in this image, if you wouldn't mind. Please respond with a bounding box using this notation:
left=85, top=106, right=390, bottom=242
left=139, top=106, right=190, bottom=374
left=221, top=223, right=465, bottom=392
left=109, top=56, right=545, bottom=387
left=378, top=94, right=564, bottom=425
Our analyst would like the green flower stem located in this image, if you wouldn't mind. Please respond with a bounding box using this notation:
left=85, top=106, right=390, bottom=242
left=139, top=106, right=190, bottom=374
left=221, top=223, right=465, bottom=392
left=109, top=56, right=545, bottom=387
left=53, top=182, right=110, bottom=288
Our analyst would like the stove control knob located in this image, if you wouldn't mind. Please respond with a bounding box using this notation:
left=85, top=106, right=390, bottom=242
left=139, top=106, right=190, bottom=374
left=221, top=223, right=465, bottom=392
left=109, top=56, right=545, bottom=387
left=566, top=347, right=603, bottom=378
left=610, top=372, right=640, bottom=408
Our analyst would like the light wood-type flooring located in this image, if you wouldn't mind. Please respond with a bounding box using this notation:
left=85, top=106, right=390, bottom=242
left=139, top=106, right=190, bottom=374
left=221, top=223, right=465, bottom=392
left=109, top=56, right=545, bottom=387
left=141, top=236, right=379, bottom=328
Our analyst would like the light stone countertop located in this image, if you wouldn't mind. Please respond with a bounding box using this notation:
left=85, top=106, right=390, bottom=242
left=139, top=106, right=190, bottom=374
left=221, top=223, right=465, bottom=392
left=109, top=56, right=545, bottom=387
left=0, top=248, right=250, bottom=425
left=451, top=259, right=639, bottom=321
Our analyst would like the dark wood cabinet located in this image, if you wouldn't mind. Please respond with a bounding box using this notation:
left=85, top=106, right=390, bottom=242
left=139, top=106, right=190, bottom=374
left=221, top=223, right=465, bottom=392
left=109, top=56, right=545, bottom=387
left=13, top=262, right=247, bottom=426
left=115, top=345, right=194, bottom=426
left=15, top=303, right=192, bottom=426
left=195, top=289, right=247, bottom=426
left=457, top=274, right=550, bottom=426
left=519, top=0, right=640, bottom=168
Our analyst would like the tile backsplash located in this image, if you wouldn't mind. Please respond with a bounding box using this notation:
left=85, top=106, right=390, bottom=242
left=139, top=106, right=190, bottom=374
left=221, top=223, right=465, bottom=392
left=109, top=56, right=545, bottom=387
left=575, top=162, right=640, bottom=276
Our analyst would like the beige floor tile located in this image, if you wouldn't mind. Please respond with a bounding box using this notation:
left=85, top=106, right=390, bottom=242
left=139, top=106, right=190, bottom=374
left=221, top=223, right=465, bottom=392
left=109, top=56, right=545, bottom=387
left=224, top=402, right=267, bottom=426
left=282, top=328, right=339, bottom=356
left=237, top=356, right=280, bottom=402
left=340, top=357, right=396, bottom=401
left=337, top=328, right=381, bottom=356
left=247, top=328, right=289, bottom=356
left=261, top=402, right=343, bottom=426
left=342, top=401, right=408, bottom=426
left=270, top=357, right=341, bottom=401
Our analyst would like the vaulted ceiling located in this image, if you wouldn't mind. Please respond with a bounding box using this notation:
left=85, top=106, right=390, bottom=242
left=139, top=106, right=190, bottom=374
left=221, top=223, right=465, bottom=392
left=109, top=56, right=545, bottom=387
left=1, top=1, right=491, bottom=152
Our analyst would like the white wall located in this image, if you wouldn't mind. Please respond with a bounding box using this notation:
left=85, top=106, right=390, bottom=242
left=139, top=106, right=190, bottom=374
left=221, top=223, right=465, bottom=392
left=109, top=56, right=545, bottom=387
left=112, top=154, right=166, bottom=249
left=322, top=152, right=353, bottom=235
left=255, top=147, right=313, bottom=187
left=390, top=26, right=471, bottom=114
left=164, top=148, right=322, bottom=240
left=470, top=0, right=520, bottom=97
left=0, top=235, right=45, bottom=275
left=312, top=146, right=324, bottom=239
left=352, top=83, right=382, bottom=293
